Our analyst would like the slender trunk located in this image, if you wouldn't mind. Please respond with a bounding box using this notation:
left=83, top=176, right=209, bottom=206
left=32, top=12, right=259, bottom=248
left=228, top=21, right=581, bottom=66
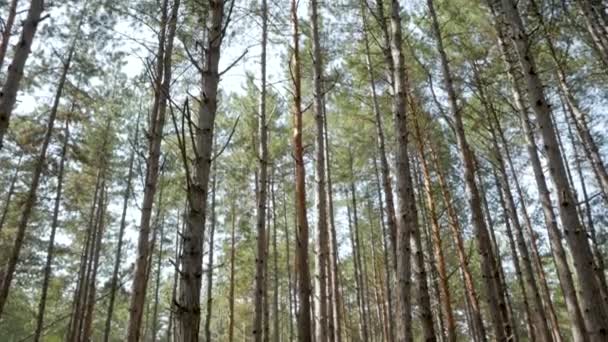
left=254, top=0, right=269, bottom=338
left=409, top=155, right=437, bottom=341
left=477, top=168, right=519, bottom=342
left=283, top=187, right=295, bottom=342
left=429, top=143, right=487, bottom=342
left=264, top=197, right=271, bottom=342
left=428, top=0, right=509, bottom=338
left=82, top=183, right=108, bottom=341
left=204, top=162, right=217, bottom=342
left=0, top=153, right=21, bottom=233
left=413, top=117, right=456, bottom=342
left=128, top=0, right=179, bottom=338
left=489, top=103, right=563, bottom=342
left=565, top=114, right=608, bottom=303
left=309, top=0, right=330, bottom=339
left=323, top=98, right=342, bottom=342
left=291, top=0, right=312, bottom=339
left=372, top=156, right=395, bottom=342
left=0, top=37, right=74, bottom=316
left=495, top=0, right=608, bottom=338
left=389, top=0, right=422, bottom=339
left=0, top=0, right=19, bottom=71
left=176, top=2, right=223, bottom=341
left=493, top=15, right=588, bottom=341
left=271, top=175, right=280, bottom=342
left=529, top=0, right=608, bottom=202
left=167, top=212, right=182, bottom=342
left=491, top=169, right=534, bottom=341
left=151, top=214, right=165, bottom=342
left=484, top=86, right=553, bottom=342
left=0, top=0, right=43, bottom=149
left=104, top=111, right=140, bottom=342
left=347, top=202, right=368, bottom=342
left=228, top=201, right=236, bottom=342
left=576, top=0, right=608, bottom=68
left=67, top=171, right=101, bottom=342
left=366, top=197, right=388, bottom=342
left=33, top=119, right=69, bottom=342
left=360, top=3, right=397, bottom=340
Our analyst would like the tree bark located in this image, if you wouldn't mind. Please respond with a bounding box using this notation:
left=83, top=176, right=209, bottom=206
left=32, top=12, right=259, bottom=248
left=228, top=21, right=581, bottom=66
left=494, top=0, right=608, bottom=338
left=253, top=0, right=269, bottom=338
left=310, top=0, right=330, bottom=339
left=388, top=1, right=421, bottom=339
left=0, top=0, right=44, bottom=149
left=176, top=2, right=224, bottom=341
left=128, top=0, right=179, bottom=338
left=290, top=0, right=312, bottom=339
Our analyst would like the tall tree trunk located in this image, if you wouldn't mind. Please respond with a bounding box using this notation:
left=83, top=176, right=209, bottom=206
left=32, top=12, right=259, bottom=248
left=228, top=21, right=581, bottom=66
left=323, top=98, right=342, bottom=342
left=33, top=118, right=69, bottom=342
left=575, top=0, right=608, bottom=68
left=361, top=0, right=398, bottom=280
left=484, top=94, right=553, bottom=342
left=176, top=2, right=224, bottom=341
left=0, top=0, right=43, bottom=149
left=413, top=117, right=456, bottom=342
left=67, top=170, right=102, bottom=342
left=309, top=0, right=330, bottom=339
left=82, top=183, right=108, bottom=341
left=477, top=167, right=519, bottom=342
left=103, top=111, right=140, bottom=342
left=372, top=156, right=395, bottom=342
left=361, top=2, right=395, bottom=338
left=494, top=0, right=608, bottom=338
left=388, top=1, right=424, bottom=339
left=0, top=36, right=74, bottom=316
left=283, top=185, right=295, bottom=342
left=427, top=0, right=510, bottom=338
left=0, top=153, right=21, bottom=234
left=347, top=201, right=369, bottom=342
left=528, top=0, right=608, bottom=202
left=488, top=104, right=563, bottom=342
left=290, top=0, right=312, bottom=339
left=0, top=0, right=19, bottom=71
left=228, top=201, right=236, bottom=342
left=565, top=113, right=608, bottom=304
left=492, top=16, right=588, bottom=342
left=408, top=154, right=437, bottom=342
left=490, top=169, right=534, bottom=342
left=254, top=0, right=269, bottom=338
left=271, top=174, right=280, bottom=342
left=128, top=0, right=179, bottom=338
left=151, top=213, right=165, bottom=342
left=366, top=196, right=388, bottom=342
left=429, top=143, right=487, bottom=342
left=204, top=161, right=217, bottom=342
